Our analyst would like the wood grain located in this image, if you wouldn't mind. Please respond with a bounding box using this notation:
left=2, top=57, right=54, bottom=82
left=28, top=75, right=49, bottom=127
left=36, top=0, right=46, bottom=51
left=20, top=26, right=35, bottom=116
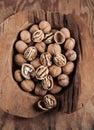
left=0, top=0, right=94, bottom=130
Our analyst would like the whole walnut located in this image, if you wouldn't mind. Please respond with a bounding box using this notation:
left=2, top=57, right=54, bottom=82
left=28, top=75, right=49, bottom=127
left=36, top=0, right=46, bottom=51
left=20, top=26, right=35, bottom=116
left=30, top=58, right=41, bottom=69
left=14, top=70, right=23, bottom=82
left=49, top=65, right=61, bottom=77
left=34, top=83, right=47, bottom=96
left=50, top=83, right=62, bottom=94
left=20, top=30, right=31, bottom=44
left=35, top=42, right=46, bottom=53
left=64, top=38, right=75, bottom=50
left=62, top=62, right=74, bottom=75
left=15, top=40, right=28, bottom=54
left=60, top=27, right=70, bottom=39
left=39, top=20, right=51, bottom=33
left=14, top=54, right=26, bottom=66
left=58, top=74, right=69, bottom=87
left=21, top=79, right=35, bottom=92
left=40, top=52, right=52, bottom=67
left=65, top=50, right=77, bottom=61
left=47, top=43, right=61, bottom=55
left=29, top=24, right=39, bottom=33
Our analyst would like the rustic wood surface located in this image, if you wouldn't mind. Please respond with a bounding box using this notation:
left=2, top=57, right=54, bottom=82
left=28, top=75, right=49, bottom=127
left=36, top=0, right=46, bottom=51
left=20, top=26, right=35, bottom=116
left=0, top=0, right=94, bottom=130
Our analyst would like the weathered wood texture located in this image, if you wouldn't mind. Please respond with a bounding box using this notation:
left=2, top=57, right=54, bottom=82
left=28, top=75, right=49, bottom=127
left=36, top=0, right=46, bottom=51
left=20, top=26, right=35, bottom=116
left=0, top=0, right=94, bottom=130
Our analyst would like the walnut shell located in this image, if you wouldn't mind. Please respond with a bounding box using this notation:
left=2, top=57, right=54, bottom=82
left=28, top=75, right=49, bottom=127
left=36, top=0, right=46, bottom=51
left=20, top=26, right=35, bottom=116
left=21, top=63, right=35, bottom=79
left=54, top=31, right=65, bottom=44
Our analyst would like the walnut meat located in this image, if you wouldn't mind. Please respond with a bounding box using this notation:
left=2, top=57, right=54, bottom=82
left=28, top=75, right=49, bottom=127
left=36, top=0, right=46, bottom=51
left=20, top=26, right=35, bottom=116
left=24, top=46, right=37, bottom=61
left=40, top=52, right=52, bottom=67
left=49, top=65, right=61, bottom=77
left=53, top=53, right=67, bottom=67
left=65, top=50, right=77, bottom=61
left=21, top=63, right=35, bottom=79
left=54, top=31, right=65, bottom=44
left=58, top=74, right=69, bottom=87
left=43, top=94, right=57, bottom=109
left=39, top=20, right=51, bottom=33
left=44, top=32, right=54, bottom=44
left=32, top=30, right=44, bottom=42
left=36, top=65, right=49, bottom=80
left=41, top=75, right=53, bottom=90
left=47, top=43, right=61, bottom=55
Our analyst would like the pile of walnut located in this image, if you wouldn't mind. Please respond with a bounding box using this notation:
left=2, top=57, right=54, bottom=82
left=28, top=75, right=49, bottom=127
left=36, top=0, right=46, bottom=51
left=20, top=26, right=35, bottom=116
left=14, top=20, right=77, bottom=111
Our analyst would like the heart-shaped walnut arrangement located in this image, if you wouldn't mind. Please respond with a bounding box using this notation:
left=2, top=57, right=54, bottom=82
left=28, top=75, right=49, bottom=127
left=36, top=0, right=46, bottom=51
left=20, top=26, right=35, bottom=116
left=0, top=10, right=94, bottom=118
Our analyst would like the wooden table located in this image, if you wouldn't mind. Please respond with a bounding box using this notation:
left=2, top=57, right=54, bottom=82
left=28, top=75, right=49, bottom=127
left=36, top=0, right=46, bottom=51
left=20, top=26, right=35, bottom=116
left=0, top=0, right=94, bottom=130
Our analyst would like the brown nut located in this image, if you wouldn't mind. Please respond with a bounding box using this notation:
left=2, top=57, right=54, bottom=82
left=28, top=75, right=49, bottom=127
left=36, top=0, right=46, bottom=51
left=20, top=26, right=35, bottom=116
left=37, top=100, right=48, bottom=111
left=62, top=62, right=74, bottom=75
left=30, top=58, right=41, bottom=69
left=43, top=94, right=57, bottom=109
left=65, top=50, right=77, bottom=61
left=60, top=27, right=70, bottom=39
left=41, top=75, right=53, bottom=90
left=32, top=30, right=44, bottom=42
left=40, top=52, right=52, bottom=67
left=50, top=84, right=62, bottom=94
left=54, top=31, right=65, bottom=44
left=21, top=63, right=35, bottom=79
left=20, top=30, right=31, bottom=44
left=39, top=20, right=51, bottom=33
left=14, top=54, right=26, bottom=66
left=21, top=79, right=35, bottom=92
left=44, top=32, right=54, bottom=44
left=49, top=65, right=61, bottom=77
left=35, top=83, right=47, bottom=96
left=58, top=74, right=69, bottom=87
left=64, top=38, right=75, bottom=50
left=15, top=40, right=28, bottom=54
left=29, top=24, right=39, bottom=33
left=24, top=46, right=37, bottom=61
left=14, top=70, right=23, bottom=82
left=36, top=65, right=49, bottom=80
left=47, top=43, right=61, bottom=55
left=35, top=42, right=46, bottom=53
left=53, top=53, right=67, bottom=67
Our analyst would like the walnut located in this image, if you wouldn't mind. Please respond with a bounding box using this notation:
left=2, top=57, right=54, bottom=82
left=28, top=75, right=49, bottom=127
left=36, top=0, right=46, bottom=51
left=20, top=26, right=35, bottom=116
left=53, top=53, right=67, bottom=67
left=40, top=52, right=52, bottom=67
left=14, top=70, right=23, bottom=82
left=29, top=24, right=39, bottom=33
left=20, top=30, right=31, bottom=44
left=36, top=65, right=49, bottom=80
left=32, top=30, right=44, bottom=42
left=35, top=42, right=46, bottom=53
left=47, top=43, right=61, bottom=55
left=41, top=75, right=53, bottom=90
left=14, top=54, right=26, bottom=66
left=24, top=46, right=37, bottom=61
left=65, top=50, right=77, bottom=61
left=64, top=38, right=75, bottom=50
left=49, top=65, right=61, bottom=77
left=58, top=74, right=69, bottom=87
left=30, top=58, right=41, bottom=69
left=60, top=27, right=70, bottom=39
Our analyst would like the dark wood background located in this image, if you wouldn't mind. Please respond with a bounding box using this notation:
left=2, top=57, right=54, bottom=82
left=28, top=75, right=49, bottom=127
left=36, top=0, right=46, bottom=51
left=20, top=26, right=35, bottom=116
left=0, top=0, right=94, bottom=130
